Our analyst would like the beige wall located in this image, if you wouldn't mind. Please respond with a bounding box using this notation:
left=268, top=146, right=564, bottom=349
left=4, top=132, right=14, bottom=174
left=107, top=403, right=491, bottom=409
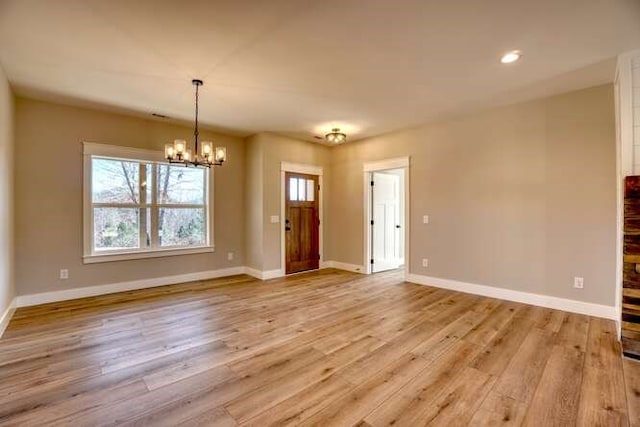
left=328, top=85, right=617, bottom=306
left=0, top=66, right=15, bottom=315
left=244, top=133, right=331, bottom=272
left=11, top=84, right=618, bottom=308
left=244, top=134, right=264, bottom=270
left=14, top=98, right=245, bottom=295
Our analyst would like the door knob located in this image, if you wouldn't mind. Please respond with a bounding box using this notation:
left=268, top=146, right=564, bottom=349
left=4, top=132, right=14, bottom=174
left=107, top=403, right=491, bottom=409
left=396, top=225, right=401, bottom=229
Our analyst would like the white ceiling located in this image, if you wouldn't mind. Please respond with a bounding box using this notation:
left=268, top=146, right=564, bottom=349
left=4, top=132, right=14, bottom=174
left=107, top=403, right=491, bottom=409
left=1, top=0, right=639, bottom=142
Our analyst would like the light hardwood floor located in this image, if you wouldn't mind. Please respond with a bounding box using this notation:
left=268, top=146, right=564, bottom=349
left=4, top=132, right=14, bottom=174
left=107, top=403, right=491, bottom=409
left=0, top=269, right=639, bottom=426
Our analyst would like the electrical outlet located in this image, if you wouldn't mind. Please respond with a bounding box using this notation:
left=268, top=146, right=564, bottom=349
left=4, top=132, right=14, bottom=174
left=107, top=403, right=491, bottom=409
left=422, top=258, right=429, bottom=268
left=59, top=269, right=69, bottom=280
left=227, top=252, right=234, bottom=261
left=423, top=215, right=430, bottom=224
left=574, top=277, right=584, bottom=289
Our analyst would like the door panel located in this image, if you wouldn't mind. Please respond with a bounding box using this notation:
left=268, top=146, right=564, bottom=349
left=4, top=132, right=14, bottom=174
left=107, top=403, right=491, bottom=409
left=286, top=173, right=319, bottom=274
left=372, top=172, right=402, bottom=273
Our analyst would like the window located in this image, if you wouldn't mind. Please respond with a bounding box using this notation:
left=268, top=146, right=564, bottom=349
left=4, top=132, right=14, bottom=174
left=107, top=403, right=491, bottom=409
left=83, top=143, right=213, bottom=263
left=288, top=177, right=315, bottom=202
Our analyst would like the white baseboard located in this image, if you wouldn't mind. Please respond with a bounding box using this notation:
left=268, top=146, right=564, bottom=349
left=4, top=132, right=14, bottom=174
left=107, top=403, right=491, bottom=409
left=247, top=262, right=366, bottom=279
left=323, top=261, right=365, bottom=274
left=244, top=267, right=284, bottom=280
left=0, top=297, right=16, bottom=338
left=16, top=267, right=246, bottom=308
left=261, top=269, right=285, bottom=280
left=7, top=268, right=616, bottom=332
left=406, top=273, right=617, bottom=320
left=244, top=267, right=262, bottom=280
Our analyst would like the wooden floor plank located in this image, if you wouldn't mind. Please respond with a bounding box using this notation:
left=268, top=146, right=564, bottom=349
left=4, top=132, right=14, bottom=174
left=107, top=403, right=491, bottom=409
left=299, top=352, right=433, bottom=426
left=492, top=328, right=555, bottom=404
left=522, top=344, right=584, bottom=426
left=0, top=269, right=634, bottom=426
left=410, top=366, right=496, bottom=426
left=241, top=374, right=355, bottom=426
left=624, top=357, right=640, bottom=427
left=576, top=318, right=629, bottom=426
left=468, top=391, right=528, bottom=426
left=362, top=339, right=482, bottom=426
left=224, top=335, right=384, bottom=423
left=470, top=309, right=534, bottom=377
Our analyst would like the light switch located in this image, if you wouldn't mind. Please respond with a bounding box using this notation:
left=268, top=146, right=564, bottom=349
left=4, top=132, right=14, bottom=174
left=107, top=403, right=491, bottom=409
left=270, top=215, right=280, bottom=224
left=423, top=215, right=429, bottom=224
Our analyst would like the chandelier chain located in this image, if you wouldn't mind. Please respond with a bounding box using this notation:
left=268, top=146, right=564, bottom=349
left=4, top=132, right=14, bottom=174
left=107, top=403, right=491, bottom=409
left=194, top=82, right=199, bottom=155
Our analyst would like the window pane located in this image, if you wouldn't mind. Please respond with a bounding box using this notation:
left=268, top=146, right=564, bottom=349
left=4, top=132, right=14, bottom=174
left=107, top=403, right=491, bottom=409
left=92, top=158, right=140, bottom=203
left=289, top=178, right=298, bottom=201
left=157, top=165, right=205, bottom=204
left=93, top=208, right=140, bottom=251
left=306, top=179, right=315, bottom=202
left=298, top=178, right=305, bottom=201
left=159, top=208, right=205, bottom=247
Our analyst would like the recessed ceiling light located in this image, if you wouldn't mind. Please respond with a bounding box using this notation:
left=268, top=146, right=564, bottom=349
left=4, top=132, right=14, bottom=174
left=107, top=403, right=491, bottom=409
left=500, top=50, right=522, bottom=64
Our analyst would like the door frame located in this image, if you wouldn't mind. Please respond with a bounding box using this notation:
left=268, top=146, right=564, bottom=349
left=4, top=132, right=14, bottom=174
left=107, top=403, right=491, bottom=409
left=363, top=157, right=410, bottom=277
left=281, top=162, right=324, bottom=275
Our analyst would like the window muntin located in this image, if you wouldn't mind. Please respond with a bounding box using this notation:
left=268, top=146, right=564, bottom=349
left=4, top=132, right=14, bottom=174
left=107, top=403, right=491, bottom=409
left=88, top=156, right=209, bottom=256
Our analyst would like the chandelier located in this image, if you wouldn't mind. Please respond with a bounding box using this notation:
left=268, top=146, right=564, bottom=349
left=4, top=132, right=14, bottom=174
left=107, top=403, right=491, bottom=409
left=325, top=128, right=346, bottom=144
left=164, top=79, right=226, bottom=168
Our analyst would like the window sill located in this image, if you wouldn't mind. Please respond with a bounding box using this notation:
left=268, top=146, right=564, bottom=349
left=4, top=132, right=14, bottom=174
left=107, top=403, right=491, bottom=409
left=83, top=246, right=215, bottom=264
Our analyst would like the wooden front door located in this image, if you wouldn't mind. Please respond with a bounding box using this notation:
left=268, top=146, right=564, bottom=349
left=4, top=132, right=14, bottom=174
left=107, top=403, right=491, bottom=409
left=285, top=172, right=320, bottom=274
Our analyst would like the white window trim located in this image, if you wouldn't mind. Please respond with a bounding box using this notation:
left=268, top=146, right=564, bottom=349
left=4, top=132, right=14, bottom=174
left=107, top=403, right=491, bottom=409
left=82, top=142, right=215, bottom=264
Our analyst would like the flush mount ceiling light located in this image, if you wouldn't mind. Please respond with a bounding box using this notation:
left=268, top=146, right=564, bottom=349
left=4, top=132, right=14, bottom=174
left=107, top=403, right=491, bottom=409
left=325, top=128, right=347, bottom=144
left=500, top=50, right=522, bottom=64
left=164, top=79, right=226, bottom=168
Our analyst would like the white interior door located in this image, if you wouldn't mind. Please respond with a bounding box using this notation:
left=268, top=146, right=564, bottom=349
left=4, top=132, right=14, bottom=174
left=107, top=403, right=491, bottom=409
left=372, top=171, right=402, bottom=273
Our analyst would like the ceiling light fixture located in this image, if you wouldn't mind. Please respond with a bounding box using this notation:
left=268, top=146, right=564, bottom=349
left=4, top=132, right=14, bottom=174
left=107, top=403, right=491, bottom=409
left=325, top=128, right=347, bottom=144
left=164, top=79, right=226, bottom=168
left=500, top=50, right=522, bottom=64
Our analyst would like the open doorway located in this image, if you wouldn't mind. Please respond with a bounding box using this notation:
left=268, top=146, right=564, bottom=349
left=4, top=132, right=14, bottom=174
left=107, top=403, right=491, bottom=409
left=370, top=169, right=404, bottom=272
left=363, top=157, right=409, bottom=275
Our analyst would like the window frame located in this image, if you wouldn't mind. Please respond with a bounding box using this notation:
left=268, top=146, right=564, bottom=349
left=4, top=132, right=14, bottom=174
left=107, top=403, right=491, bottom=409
left=82, top=142, right=215, bottom=264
